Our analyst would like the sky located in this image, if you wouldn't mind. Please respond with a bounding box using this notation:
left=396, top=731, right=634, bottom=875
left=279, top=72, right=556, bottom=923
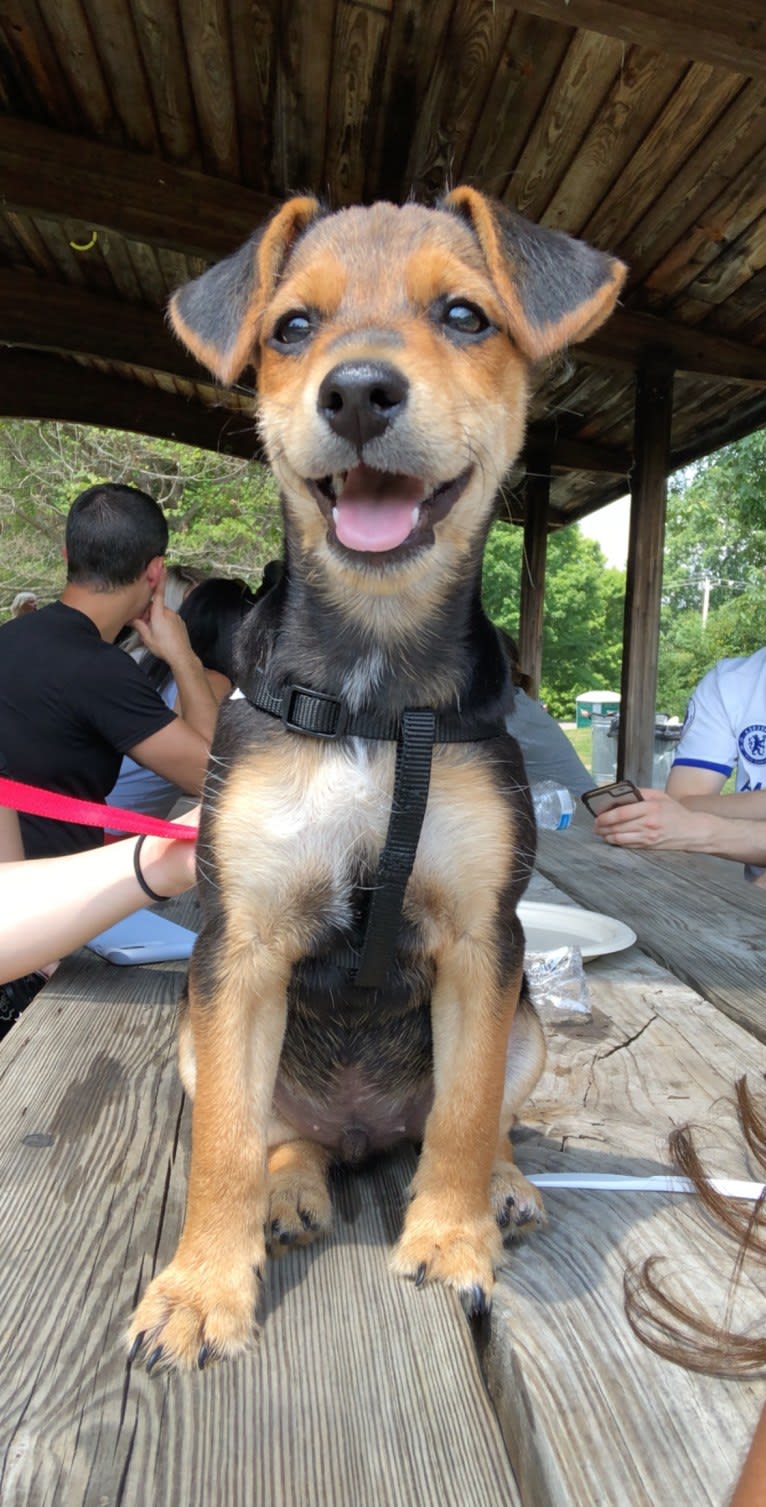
left=578, top=495, right=630, bottom=569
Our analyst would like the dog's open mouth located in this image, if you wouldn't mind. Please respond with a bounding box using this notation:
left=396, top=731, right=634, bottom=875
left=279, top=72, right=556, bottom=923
left=309, top=463, right=472, bottom=557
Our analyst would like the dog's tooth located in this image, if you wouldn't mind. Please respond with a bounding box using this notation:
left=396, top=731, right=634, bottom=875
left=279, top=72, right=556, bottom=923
left=332, top=506, right=339, bottom=524
left=411, top=507, right=420, bottom=528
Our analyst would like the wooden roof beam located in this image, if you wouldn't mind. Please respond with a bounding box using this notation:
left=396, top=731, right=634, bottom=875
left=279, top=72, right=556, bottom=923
left=584, top=308, right=766, bottom=384
left=510, top=2, right=766, bottom=81
left=0, top=118, right=277, bottom=261
left=0, top=350, right=260, bottom=459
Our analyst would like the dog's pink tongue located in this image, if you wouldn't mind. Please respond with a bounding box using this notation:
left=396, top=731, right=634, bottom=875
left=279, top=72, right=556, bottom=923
left=334, top=468, right=424, bottom=553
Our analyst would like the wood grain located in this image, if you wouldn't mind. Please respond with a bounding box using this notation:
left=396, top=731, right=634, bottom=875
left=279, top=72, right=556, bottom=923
left=535, top=823, right=766, bottom=1040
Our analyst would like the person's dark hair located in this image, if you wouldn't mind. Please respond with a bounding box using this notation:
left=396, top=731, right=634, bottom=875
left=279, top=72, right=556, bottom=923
left=624, top=1075, right=766, bottom=1376
left=65, top=483, right=168, bottom=588
left=140, top=577, right=258, bottom=692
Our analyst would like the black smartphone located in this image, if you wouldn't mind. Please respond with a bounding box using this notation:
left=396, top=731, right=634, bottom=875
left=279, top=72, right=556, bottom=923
left=580, top=779, right=643, bottom=818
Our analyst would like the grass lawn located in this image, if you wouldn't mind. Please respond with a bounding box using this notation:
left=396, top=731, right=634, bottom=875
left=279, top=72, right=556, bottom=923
left=561, top=723, right=593, bottom=772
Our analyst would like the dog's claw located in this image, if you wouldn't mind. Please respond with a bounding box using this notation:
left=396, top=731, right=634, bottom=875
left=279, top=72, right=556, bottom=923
left=145, top=1345, right=164, bottom=1375
left=127, top=1331, right=144, bottom=1365
left=198, top=1344, right=210, bottom=1370
left=461, top=1285, right=491, bottom=1319
left=414, top=1262, right=427, bottom=1288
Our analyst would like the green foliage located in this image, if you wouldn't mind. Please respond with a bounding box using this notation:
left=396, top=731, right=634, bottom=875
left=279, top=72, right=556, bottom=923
left=0, top=420, right=282, bottom=615
left=482, top=522, right=625, bottom=720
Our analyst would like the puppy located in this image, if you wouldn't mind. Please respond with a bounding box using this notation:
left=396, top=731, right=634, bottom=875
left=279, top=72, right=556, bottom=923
left=128, top=188, right=625, bottom=1371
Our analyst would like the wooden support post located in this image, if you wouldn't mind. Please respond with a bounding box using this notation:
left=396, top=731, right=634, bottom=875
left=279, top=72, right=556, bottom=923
left=518, top=466, right=550, bottom=699
left=618, top=362, right=674, bottom=785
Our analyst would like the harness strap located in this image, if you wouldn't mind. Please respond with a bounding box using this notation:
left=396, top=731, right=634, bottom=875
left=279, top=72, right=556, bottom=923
left=353, top=708, right=435, bottom=989
left=238, top=672, right=506, bottom=989
left=237, top=668, right=505, bottom=743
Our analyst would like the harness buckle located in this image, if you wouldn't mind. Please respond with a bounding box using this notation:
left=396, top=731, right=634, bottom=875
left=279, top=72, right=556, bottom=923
left=282, top=683, right=348, bottom=739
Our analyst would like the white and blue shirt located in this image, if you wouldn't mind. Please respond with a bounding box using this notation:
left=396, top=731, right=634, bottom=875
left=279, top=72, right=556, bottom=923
left=673, top=647, right=766, bottom=795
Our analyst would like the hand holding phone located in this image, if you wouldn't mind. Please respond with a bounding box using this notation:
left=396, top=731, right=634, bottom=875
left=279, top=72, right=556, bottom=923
left=580, top=779, right=643, bottom=818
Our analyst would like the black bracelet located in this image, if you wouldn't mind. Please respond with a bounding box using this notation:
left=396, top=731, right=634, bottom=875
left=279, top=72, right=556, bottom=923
left=133, top=834, right=170, bottom=904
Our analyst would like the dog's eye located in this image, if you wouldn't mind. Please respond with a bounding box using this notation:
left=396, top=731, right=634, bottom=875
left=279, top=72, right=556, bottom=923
left=442, top=302, right=489, bottom=337
left=272, top=311, right=313, bottom=346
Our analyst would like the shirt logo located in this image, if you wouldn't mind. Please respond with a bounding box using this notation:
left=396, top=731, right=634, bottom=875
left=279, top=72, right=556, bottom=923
left=738, top=725, right=766, bottom=763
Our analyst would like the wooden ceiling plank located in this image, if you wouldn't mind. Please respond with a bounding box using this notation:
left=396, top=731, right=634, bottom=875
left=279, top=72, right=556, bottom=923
left=34, top=0, right=117, bottom=140
left=128, top=0, right=201, bottom=163
left=506, top=29, right=624, bottom=222
left=508, top=2, right=766, bottom=81
left=542, top=46, right=681, bottom=235
left=0, top=211, right=60, bottom=276
left=324, top=0, right=392, bottom=205
left=124, top=239, right=170, bottom=309
left=624, top=79, right=766, bottom=284
left=0, top=1, right=80, bottom=126
left=0, top=117, right=277, bottom=258
left=458, top=12, right=572, bottom=197
left=80, top=0, right=159, bottom=153
left=179, top=0, right=240, bottom=180
left=364, top=0, right=454, bottom=202
left=584, top=62, right=742, bottom=252
left=643, top=141, right=766, bottom=307
left=272, top=0, right=336, bottom=198
left=582, top=307, right=766, bottom=382
left=669, top=215, right=766, bottom=325
left=402, top=0, right=516, bottom=200
left=228, top=0, right=278, bottom=192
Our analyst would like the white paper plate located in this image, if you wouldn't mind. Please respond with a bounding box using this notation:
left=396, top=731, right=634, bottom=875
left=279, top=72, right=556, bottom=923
left=518, top=900, right=637, bottom=962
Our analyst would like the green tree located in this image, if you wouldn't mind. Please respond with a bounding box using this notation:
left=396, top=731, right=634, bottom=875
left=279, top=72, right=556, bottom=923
left=482, top=522, right=625, bottom=720
left=0, top=420, right=282, bottom=615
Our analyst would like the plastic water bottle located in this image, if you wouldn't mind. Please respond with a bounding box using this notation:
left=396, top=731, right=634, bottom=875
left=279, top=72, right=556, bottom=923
left=531, top=780, right=575, bottom=831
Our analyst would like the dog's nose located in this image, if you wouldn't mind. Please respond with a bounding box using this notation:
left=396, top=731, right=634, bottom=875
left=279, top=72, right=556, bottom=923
left=318, top=361, right=409, bottom=448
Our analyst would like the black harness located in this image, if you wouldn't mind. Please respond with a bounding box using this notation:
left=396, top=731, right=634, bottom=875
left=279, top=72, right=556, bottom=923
left=241, top=667, right=506, bottom=989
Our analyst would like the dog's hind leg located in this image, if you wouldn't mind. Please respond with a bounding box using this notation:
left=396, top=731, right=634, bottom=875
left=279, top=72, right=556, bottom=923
left=390, top=940, right=529, bottom=1314
left=490, top=989, right=547, bottom=1238
left=267, top=1123, right=333, bottom=1252
left=127, top=935, right=290, bottom=1372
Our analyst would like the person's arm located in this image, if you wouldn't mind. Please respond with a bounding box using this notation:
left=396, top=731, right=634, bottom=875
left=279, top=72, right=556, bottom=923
left=0, top=805, right=23, bottom=862
left=594, top=787, right=766, bottom=866
left=175, top=668, right=232, bottom=717
left=128, top=576, right=219, bottom=743
left=0, top=818, right=198, bottom=983
left=126, top=718, right=211, bottom=796
left=730, top=1399, right=766, bottom=1507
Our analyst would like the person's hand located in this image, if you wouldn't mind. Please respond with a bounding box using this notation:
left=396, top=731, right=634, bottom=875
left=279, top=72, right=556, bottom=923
left=593, top=787, right=715, bottom=851
left=137, top=806, right=199, bottom=897
left=128, top=571, right=197, bottom=669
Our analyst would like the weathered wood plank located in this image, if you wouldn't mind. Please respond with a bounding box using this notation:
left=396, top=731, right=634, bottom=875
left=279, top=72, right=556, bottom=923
left=179, top=0, right=241, bottom=179
left=80, top=0, right=160, bottom=153
left=272, top=0, right=336, bottom=197
left=619, top=362, right=673, bottom=787
left=584, top=63, right=742, bottom=254
left=508, top=29, right=623, bottom=223
left=508, top=0, right=766, bottom=81
left=129, top=0, right=201, bottom=163
left=404, top=0, right=516, bottom=201
left=535, top=823, right=766, bottom=1039
left=458, top=11, right=572, bottom=197
left=324, top=0, right=392, bottom=206
left=543, top=45, right=680, bottom=236
left=0, top=948, right=523, bottom=1507
left=228, top=0, right=278, bottom=192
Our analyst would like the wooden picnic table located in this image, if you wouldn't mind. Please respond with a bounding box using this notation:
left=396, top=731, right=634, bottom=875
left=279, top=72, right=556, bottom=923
left=0, top=852, right=764, bottom=1507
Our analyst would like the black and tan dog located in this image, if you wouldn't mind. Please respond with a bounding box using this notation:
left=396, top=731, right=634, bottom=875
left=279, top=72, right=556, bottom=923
left=128, top=188, right=625, bottom=1371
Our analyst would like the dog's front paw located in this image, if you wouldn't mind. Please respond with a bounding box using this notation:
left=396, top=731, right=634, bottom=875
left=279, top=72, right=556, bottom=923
left=390, top=1197, right=501, bottom=1316
left=127, top=1255, right=262, bottom=1373
left=490, top=1161, right=546, bottom=1241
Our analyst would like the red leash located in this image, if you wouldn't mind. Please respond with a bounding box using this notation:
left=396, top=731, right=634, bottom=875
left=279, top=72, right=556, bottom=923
left=0, top=776, right=197, bottom=841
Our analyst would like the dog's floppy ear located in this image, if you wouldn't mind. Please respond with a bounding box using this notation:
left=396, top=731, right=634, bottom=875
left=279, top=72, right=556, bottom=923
left=169, top=196, right=322, bottom=385
left=442, top=186, right=626, bottom=361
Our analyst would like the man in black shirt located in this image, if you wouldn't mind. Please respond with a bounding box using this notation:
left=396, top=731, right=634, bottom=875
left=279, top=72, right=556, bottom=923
left=0, top=483, right=219, bottom=856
